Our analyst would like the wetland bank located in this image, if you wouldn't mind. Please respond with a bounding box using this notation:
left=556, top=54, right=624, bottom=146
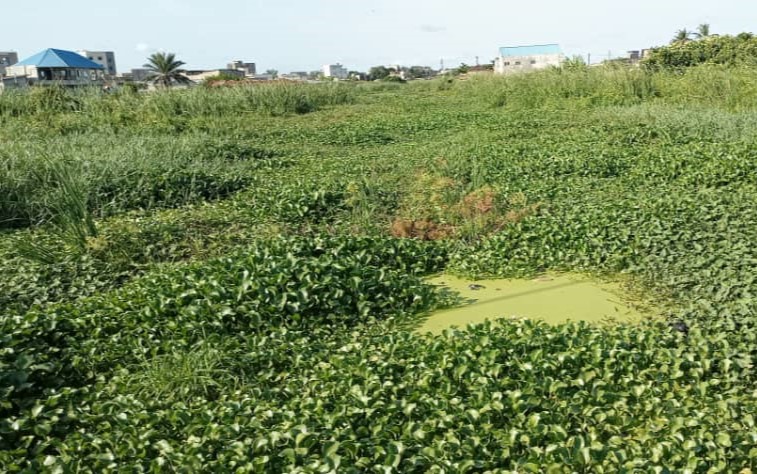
left=2, top=62, right=757, bottom=471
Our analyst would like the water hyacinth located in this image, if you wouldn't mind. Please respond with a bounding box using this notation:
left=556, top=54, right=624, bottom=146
left=2, top=64, right=757, bottom=471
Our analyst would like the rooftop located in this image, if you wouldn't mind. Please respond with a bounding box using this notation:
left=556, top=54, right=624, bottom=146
left=14, top=48, right=104, bottom=69
left=499, top=44, right=562, bottom=57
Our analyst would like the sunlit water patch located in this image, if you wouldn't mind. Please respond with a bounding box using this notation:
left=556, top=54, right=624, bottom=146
left=418, top=273, right=647, bottom=334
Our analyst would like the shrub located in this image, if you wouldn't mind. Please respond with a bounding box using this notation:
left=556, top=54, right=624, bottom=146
left=643, top=33, right=757, bottom=69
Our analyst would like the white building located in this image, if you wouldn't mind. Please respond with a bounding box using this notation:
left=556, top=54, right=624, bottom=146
left=494, top=44, right=564, bottom=75
left=0, top=52, right=18, bottom=76
left=323, top=63, right=348, bottom=79
left=77, top=50, right=117, bottom=76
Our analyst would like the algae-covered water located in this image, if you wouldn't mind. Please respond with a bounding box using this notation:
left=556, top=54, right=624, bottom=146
left=418, top=274, right=646, bottom=334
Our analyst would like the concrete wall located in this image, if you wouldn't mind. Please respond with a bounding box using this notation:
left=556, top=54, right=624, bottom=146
left=0, top=52, right=19, bottom=76
left=5, top=65, right=38, bottom=79
left=494, top=53, right=564, bottom=74
left=0, top=76, right=30, bottom=92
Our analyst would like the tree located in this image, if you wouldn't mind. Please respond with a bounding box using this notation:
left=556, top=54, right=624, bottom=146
left=456, top=63, right=470, bottom=74
left=143, top=52, right=191, bottom=87
left=562, top=55, right=588, bottom=70
left=695, top=23, right=711, bottom=39
left=265, top=69, right=279, bottom=79
left=368, top=66, right=390, bottom=81
left=672, top=29, right=693, bottom=44
left=406, top=66, right=434, bottom=79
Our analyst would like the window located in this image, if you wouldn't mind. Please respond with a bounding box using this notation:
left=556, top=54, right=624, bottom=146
left=98, top=56, right=103, bottom=61
left=530, top=60, right=537, bottom=65
left=515, top=61, right=521, bottom=65
left=504, top=61, right=510, bottom=66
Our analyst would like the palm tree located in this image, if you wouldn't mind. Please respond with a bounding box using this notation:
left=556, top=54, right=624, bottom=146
left=672, top=29, right=693, bottom=44
left=694, top=23, right=711, bottom=39
left=143, top=52, right=191, bottom=87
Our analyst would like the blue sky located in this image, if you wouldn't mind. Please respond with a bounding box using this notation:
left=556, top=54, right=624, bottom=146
left=4, top=0, right=755, bottom=73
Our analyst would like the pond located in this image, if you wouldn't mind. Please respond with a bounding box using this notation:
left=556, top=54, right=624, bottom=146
left=417, top=273, right=647, bottom=334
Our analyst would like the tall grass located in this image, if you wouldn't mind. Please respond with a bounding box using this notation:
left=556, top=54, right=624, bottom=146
left=0, top=135, right=279, bottom=229
left=13, top=158, right=98, bottom=263
left=0, top=82, right=355, bottom=124
left=469, top=64, right=757, bottom=111
left=1, top=66, right=754, bottom=236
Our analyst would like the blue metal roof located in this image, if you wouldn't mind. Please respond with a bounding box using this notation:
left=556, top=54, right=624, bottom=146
left=14, top=48, right=104, bottom=69
left=499, top=44, right=563, bottom=57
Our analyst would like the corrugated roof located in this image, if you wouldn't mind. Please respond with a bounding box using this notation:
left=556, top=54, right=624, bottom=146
left=14, top=48, right=104, bottom=69
left=499, top=44, right=563, bottom=57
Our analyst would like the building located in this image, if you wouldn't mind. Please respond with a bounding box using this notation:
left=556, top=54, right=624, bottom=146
left=281, top=71, right=309, bottom=81
left=77, top=50, right=117, bottom=76
left=0, top=52, right=19, bottom=76
left=227, top=60, right=256, bottom=76
left=5, top=48, right=104, bottom=87
left=494, top=44, right=565, bottom=74
left=125, top=68, right=152, bottom=82
left=323, top=63, right=348, bottom=79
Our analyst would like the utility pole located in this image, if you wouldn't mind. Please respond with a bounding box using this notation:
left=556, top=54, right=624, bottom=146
left=440, top=58, right=444, bottom=71
left=587, top=53, right=591, bottom=65
left=475, top=56, right=480, bottom=66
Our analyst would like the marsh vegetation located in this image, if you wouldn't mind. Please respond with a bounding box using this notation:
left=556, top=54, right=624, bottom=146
left=2, top=64, right=757, bottom=471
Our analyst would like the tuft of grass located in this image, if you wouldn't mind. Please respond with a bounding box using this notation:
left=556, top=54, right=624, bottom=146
left=13, top=158, right=97, bottom=264
left=121, top=340, right=241, bottom=403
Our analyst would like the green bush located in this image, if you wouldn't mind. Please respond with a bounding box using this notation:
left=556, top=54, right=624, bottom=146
left=469, top=65, right=755, bottom=110
left=643, top=33, right=757, bottom=69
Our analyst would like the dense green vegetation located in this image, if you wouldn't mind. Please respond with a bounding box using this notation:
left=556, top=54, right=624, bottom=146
left=644, top=32, right=757, bottom=69
left=2, top=65, right=757, bottom=471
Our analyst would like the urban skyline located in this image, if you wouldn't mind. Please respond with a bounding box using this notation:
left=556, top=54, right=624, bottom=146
left=2, top=0, right=755, bottom=73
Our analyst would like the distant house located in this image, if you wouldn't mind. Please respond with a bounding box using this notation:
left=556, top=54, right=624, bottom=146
left=227, top=60, right=256, bottom=77
left=323, top=63, right=348, bottom=80
left=281, top=71, right=309, bottom=81
left=4, top=48, right=104, bottom=86
left=124, top=68, right=152, bottom=82
left=494, top=44, right=565, bottom=74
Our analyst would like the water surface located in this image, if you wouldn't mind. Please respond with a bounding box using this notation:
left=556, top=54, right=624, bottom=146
left=419, top=273, right=645, bottom=334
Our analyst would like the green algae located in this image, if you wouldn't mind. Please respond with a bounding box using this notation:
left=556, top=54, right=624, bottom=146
left=418, top=273, right=647, bottom=334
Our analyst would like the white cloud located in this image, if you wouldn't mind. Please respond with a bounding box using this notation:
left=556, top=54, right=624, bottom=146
left=420, top=24, right=446, bottom=33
